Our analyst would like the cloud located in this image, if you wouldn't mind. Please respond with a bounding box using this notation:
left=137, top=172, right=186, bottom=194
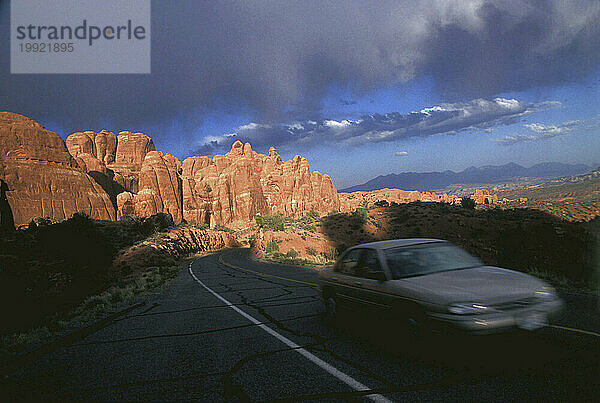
left=1, top=1, right=599, bottom=137
left=194, top=97, right=559, bottom=155
left=395, top=151, right=409, bottom=156
left=495, top=133, right=540, bottom=145
left=497, top=119, right=583, bottom=145
left=524, top=120, right=582, bottom=137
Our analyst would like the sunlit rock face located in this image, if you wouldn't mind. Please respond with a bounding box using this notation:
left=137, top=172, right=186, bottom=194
left=132, top=151, right=183, bottom=223
left=0, top=112, right=115, bottom=226
left=66, top=129, right=156, bottom=194
left=471, top=189, right=499, bottom=205
left=2, top=113, right=340, bottom=227
left=181, top=141, right=340, bottom=228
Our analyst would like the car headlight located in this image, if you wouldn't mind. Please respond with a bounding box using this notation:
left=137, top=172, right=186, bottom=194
left=535, top=287, right=556, bottom=301
left=448, top=303, right=489, bottom=315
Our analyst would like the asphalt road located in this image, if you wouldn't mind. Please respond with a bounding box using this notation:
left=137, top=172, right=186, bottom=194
left=3, top=248, right=600, bottom=401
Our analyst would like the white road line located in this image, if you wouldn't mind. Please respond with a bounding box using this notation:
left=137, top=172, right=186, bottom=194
left=189, top=261, right=392, bottom=403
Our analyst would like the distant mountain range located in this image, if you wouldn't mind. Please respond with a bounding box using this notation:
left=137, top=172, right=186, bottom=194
left=340, top=162, right=593, bottom=193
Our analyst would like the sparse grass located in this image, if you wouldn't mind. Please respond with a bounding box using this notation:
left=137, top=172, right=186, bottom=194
left=1, top=260, right=186, bottom=359
left=213, top=224, right=236, bottom=233
left=262, top=251, right=331, bottom=266
left=177, top=221, right=210, bottom=230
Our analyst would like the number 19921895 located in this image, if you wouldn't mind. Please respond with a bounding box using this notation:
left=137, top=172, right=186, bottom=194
left=19, top=43, right=74, bottom=53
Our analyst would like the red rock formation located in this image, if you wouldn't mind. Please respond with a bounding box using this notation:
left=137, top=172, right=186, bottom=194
left=116, top=191, right=136, bottom=218
left=0, top=112, right=115, bottom=226
left=107, top=131, right=155, bottom=193
left=471, top=189, right=499, bottom=205
left=131, top=151, right=183, bottom=222
left=339, top=188, right=461, bottom=212
left=65, top=130, right=117, bottom=165
left=4, top=114, right=340, bottom=228
left=181, top=141, right=340, bottom=227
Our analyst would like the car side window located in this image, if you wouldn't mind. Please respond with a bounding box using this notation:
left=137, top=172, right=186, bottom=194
left=355, top=249, right=385, bottom=280
left=336, top=249, right=361, bottom=275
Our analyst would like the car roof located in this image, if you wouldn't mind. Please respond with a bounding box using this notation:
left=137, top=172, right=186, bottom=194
left=348, top=238, right=447, bottom=250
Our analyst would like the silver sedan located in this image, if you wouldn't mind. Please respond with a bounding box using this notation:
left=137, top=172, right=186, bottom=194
left=318, top=239, right=564, bottom=335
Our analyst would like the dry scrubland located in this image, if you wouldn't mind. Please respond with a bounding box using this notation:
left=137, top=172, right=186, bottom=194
left=496, top=175, right=600, bottom=222
left=254, top=203, right=599, bottom=293
left=2, top=200, right=599, bottom=360
left=0, top=212, right=237, bottom=358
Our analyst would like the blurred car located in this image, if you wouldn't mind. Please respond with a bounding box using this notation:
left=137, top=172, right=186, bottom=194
left=318, top=239, right=564, bottom=335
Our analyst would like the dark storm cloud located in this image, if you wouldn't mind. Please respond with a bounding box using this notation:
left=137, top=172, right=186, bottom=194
left=1, top=1, right=599, bottom=139
left=194, top=97, right=559, bottom=155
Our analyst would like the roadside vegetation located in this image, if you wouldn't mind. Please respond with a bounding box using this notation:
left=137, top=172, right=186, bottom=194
left=0, top=212, right=234, bottom=360
left=1, top=259, right=187, bottom=360
left=255, top=211, right=338, bottom=265
left=256, top=210, right=320, bottom=233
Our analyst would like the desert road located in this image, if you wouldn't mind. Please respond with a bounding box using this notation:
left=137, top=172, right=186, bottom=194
left=3, top=249, right=600, bottom=401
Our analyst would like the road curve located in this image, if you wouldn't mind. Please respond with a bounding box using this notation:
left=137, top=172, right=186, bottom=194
left=3, top=248, right=599, bottom=401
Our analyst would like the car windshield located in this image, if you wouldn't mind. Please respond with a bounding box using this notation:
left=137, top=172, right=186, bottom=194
left=384, top=242, right=482, bottom=279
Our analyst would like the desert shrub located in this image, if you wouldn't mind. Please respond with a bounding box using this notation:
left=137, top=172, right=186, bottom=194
left=325, top=247, right=339, bottom=261
left=306, top=246, right=317, bottom=256
left=302, top=224, right=317, bottom=232
left=265, top=238, right=279, bottom=254
left=353, top=208, right=368, bottom=223
left=461, top=197, right=476, bottom=209
left=142, top=213, right=175, bottom=233
left=286, top=248, right=299, bottom=259
left=249, top=234, right=257, bottom=247
left=256, top=214, right=285, bottom=231
left=374, top=200, right=389, bottom=207
left=205, top=183, right=213, bottom=193
left=214, top=224, right=235, bottom=233
left=180, top=220, right=209, bottom=230
left=306, top=210, right=320, bottom=221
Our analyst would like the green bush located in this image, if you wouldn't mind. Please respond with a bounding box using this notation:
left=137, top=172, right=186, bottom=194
left=306, top=246, right=317, bottom=256
left=286, top=248, right=299, bottom=259
left=325, top=247, right=339, bottom=261
left=256, top=214, right=285, bottom=231
left=353, top=207, right=368, bottom=223
left=461, top=197, right=476, bottom=209
left=302, top=224, right=317, bottom=232
left=214, top=224, right=235, bottom=233
left=265, top=238, right=279, bottom=254
left=306, top=210, right=320, bottom=221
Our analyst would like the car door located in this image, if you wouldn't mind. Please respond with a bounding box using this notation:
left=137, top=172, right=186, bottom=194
left=329, top=248, right=364, bottom=309
left=351, top=249, right=394, bottom=313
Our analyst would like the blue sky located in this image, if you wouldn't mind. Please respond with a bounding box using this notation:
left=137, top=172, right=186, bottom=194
left=2, top=1, right=600, bottom=188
